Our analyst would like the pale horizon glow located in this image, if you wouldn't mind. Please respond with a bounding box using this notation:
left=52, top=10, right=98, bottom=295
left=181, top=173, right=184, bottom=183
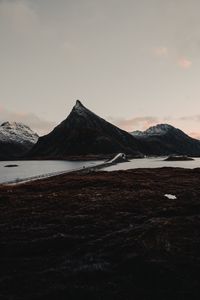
left=0, top=0, right=200, bottom=138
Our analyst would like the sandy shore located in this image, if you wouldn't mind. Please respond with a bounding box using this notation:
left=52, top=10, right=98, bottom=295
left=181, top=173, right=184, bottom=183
left=0, top=168, right=200, bottom=299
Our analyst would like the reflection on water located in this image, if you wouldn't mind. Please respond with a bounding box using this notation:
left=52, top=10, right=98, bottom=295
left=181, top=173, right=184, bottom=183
left=0, top=160, right=99, bottom=184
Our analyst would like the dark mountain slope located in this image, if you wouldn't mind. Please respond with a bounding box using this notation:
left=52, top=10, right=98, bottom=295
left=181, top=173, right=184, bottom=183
left=132, top=124, right=200, bottom=156
left=28, top=101, right=143, bottom=158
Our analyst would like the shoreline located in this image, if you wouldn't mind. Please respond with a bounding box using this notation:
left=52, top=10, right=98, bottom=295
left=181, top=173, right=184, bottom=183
left=1, top=155, right=200, bottom=185
left=1, top=155, right=126, bottom=185
left=2, top=153, right=200, bottom=162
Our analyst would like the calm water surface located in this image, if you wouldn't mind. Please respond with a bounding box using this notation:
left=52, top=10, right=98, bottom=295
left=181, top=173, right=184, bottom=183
left=104, top=157, right=200, bottom=171
left=1, top=158, right=200, bottom=184
left=0, top=160, right=99, bottom=184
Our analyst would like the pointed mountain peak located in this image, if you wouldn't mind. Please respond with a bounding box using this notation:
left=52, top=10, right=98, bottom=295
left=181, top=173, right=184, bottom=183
left=75, top=99, right=84, bottom=107
left=73, top=100, right=87, bottom=111
left=71, top=100, right=92, bottom=117
left=73, top=100, right=86, bottom=112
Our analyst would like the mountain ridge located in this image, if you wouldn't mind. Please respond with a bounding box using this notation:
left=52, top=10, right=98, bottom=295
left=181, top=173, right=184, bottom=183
left=27, top=100, right=143, bottom=158
left=2, top=102, right=200, bottom=160
left=0, top=121, right=38, bottom=160
left=131, top=123, right=200, bottom=156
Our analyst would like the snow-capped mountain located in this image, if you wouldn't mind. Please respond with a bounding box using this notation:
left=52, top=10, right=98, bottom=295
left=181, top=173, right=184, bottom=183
left=0, top=122, right=38, bottom=160
left=132, top=124, right=177, bottom=136
left=0, top=122, right=38, bottom=144
left=28, top=100, right=143, bottom=158
left=28, top=103, right=200, bottom=159
left=132, top=124, right=200, bottom=156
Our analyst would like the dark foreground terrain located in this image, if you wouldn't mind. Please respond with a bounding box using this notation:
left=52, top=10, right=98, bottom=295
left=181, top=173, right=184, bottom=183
left=0, top=168, right=200, bottom=300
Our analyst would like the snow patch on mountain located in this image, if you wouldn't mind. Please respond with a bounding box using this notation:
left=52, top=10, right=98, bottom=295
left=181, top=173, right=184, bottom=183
left=72, top=100, right=103, bottom=121
left=145, top=124, right=174, bottom=135
left=131, top=130, right=145, bottom=136
left=0, top=122, right=38, bottom=144
left=132, top=124, right=175, bottom=136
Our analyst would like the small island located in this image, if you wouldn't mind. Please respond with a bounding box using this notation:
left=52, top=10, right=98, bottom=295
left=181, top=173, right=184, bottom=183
left=164, top=155, right=194, bottom=161
left=4, top=164, right=19, bottom=168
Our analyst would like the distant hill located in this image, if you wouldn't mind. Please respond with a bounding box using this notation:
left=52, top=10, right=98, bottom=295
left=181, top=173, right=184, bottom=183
left=0, top=122, right=38, bottom=160
left=27, top=100, right=143, bottom=159
left=131, top=124, right=200, bottom=156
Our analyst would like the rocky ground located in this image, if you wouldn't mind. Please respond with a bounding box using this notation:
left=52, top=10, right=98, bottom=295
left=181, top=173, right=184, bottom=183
left=0, top=168, right=200, bottom=299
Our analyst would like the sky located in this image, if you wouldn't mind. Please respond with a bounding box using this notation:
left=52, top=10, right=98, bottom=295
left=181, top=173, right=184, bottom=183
left=0, top=0, right=200, bottom=137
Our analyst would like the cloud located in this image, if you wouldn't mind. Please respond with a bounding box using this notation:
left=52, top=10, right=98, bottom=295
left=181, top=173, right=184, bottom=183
left=1, top=106, right=200, bottom=139
left=108, top=114, right=200, bottom=139
left=0, top=106, right=55, bottom=136
left=154, top=47, right=169, bottom=57
left=178, top=56, right=192, bottom=69
left=179, top=115, right=200, bottom=122
left=153, top=46, right=193, bottom=70
left=108, top=116, right=159, bottom=132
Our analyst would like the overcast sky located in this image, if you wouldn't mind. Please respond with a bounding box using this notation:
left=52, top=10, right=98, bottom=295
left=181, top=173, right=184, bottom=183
left=0, top=0, right=200, bottom=136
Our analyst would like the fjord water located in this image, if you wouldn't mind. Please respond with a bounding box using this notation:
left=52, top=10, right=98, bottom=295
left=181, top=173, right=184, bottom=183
left=1, top=158, right=200, bottom=184
left=0, top=160, right=99, bottom=184
left=104, top=157, right=200, bottom=171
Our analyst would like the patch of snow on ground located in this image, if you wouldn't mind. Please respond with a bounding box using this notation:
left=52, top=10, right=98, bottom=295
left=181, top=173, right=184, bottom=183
left=164, top=194, right=177, bottom=200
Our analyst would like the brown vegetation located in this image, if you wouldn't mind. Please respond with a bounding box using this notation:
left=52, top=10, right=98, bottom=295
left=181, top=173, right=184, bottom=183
left=0, top=168, right=200, bottom=299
